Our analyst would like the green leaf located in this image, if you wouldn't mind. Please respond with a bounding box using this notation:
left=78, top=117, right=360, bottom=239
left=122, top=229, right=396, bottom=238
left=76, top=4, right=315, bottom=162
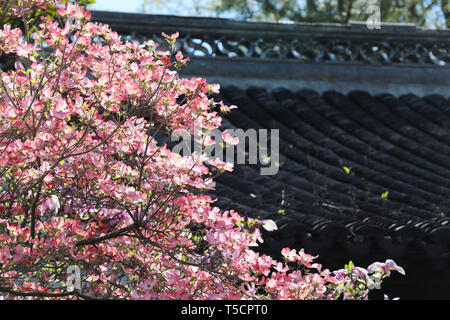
left=343, top=166, right=351, bottom=174
left=278, top=209, right=285, bottom=215
left=346, top=260, right=355, bottom=270
left=261, top=154, right=271, bottom=164
left=381, top=190, right=389, bottom=199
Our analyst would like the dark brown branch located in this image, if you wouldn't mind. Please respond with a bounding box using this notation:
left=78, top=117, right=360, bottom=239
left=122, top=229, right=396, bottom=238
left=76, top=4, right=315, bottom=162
left=75, top=223, right=137, bottom=246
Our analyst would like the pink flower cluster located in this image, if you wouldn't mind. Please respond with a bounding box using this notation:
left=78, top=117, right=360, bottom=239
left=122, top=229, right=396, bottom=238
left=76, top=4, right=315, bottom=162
left=4, top=0, right=53, bottom=17
left=0, top=1, right=404, bottom=300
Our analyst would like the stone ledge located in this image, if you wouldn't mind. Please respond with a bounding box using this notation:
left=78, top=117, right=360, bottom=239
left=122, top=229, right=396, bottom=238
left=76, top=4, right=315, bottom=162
left=181, top=57, right=450, bottom=97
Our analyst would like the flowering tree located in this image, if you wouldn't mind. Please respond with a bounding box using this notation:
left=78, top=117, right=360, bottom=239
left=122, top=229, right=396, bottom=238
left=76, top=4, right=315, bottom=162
left=0, top=0, right=404, bottom=300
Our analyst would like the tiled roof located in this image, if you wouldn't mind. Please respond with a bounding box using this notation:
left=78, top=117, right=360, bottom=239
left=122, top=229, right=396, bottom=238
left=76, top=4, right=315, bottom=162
left=210, top=86, right=450, bottom=298
left=91, top=9, right=450, bottom=299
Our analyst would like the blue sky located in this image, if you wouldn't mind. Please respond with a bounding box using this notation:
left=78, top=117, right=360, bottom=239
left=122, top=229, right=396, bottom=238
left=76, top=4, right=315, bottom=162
left=88, top=0, right=445, bottom=28
left=88, top=0, right=222, bottom=17
left=88, top=0, right=144, bottom=13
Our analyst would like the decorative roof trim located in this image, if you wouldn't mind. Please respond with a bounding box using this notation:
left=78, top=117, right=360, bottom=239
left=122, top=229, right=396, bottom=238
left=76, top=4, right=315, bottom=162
left=91, top=11, right=450, bottom=97
left=91, top=11, right=450, bottom=67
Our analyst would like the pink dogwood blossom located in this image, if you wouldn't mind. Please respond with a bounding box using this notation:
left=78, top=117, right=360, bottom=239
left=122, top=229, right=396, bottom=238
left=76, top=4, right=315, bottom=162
left=0, top=0, right=403, bottom=300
